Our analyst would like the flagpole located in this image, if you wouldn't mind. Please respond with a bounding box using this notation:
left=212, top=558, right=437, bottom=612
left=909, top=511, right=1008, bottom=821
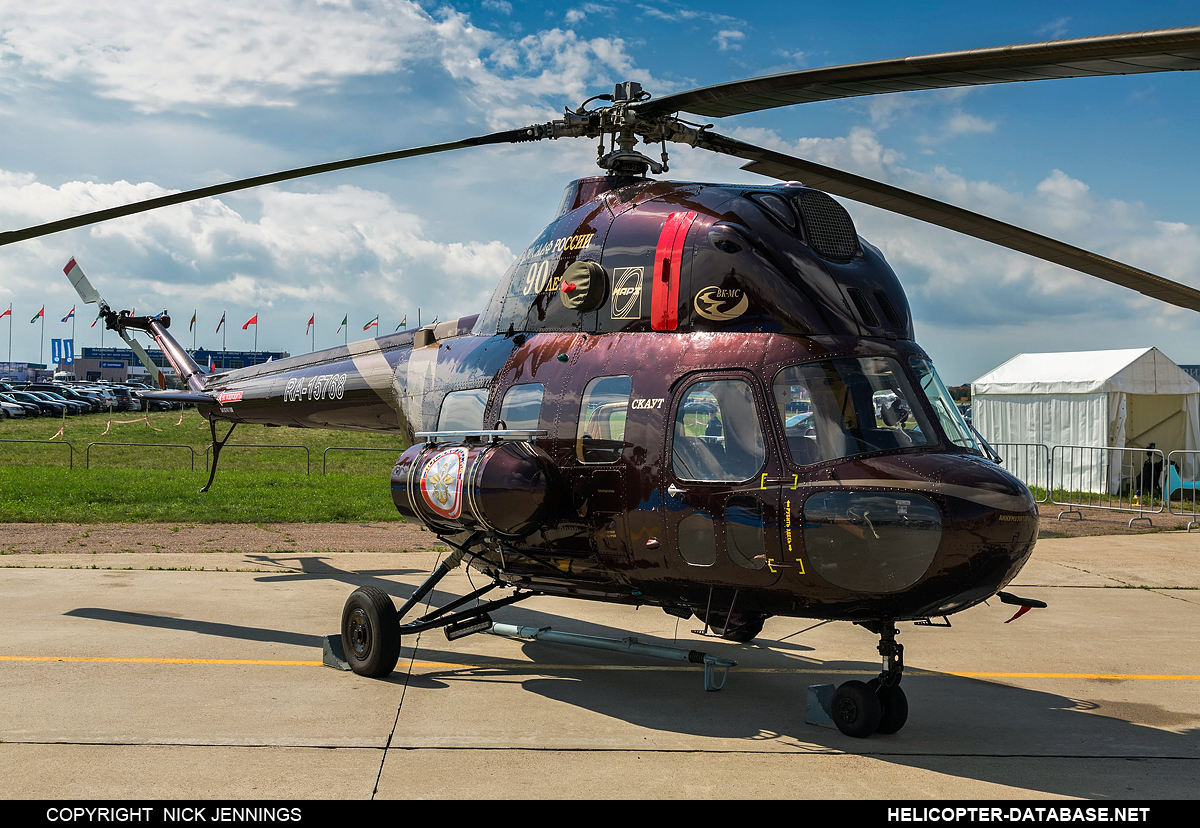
left=40, top=312, right=45, bottom=368
left=6, top=304, right=11, bottom=375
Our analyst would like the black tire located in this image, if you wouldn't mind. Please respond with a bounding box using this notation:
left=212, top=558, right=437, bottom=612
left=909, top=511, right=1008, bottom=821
left=341, top=586, right=401, bottom=678
left=868, top=678, right=909, bottom=735
left=832, top=680, right=883, bottom=738
left=721, top=615, right=765, bottom=643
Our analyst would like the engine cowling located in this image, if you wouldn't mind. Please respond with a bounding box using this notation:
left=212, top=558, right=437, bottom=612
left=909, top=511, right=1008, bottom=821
left=392, top=440, right=563, bottom=538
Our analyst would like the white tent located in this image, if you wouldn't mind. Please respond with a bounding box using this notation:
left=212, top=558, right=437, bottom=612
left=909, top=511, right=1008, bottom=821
left=973, top=348, right=1200, bottom=494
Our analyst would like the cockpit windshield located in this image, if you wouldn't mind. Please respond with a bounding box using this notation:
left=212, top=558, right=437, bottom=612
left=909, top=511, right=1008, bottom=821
left=909, top=357, right=979, bottom=452
left=772, top=356, right=933, bottom=466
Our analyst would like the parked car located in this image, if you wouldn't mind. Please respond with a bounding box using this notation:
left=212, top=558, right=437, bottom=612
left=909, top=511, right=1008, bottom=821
left=1, top=398, right=26, bottom=418
left=1, top=393, right=41, bottom=417
left=7, top=391, right=66, bottom=416
left=30, top=391, right=88, bottom=415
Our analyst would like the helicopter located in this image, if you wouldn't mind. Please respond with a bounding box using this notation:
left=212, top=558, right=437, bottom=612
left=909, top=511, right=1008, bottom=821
left=6, top=25, right=1200, bottom=739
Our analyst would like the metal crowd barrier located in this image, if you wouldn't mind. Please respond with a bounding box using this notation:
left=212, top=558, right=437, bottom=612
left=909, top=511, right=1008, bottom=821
left=1049, top=444, right=1165, bottom=526
left=990, top=442, right=1051, bottom=503
left=321, top=446, right=403, bottom=475
left=203, top=443, right=311, bottom=475
left=0, top=438, right=77, bottom=469
left=1166, top=450, right=1200, bottom=530
left=86, top=442, right=196, bottom=471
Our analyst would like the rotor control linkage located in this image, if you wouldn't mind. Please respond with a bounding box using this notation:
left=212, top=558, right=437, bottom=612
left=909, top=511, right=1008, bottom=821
left=488, top=622, right=738, bottom=691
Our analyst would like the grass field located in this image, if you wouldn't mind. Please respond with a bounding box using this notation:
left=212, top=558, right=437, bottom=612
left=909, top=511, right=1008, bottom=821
left=0, top=409, right=410, bottom=523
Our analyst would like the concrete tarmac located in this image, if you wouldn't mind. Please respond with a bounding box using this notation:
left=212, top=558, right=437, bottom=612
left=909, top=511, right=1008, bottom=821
left=1, top=526, right=1198, bottom=799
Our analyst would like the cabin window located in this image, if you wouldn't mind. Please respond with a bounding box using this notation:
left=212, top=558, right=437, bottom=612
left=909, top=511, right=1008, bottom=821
left=577, top=375, right=632, bottom=463
left=725, top=495, right=768, bottom=570
left=773, top=357, right=932, bottom=466
left=678, top=512, right=717, bottom=566
left=438, top=388, right=489, bottom=432
left=498, top=383, right=544, bottom=430
left=672, top=379, right=766, bottom=482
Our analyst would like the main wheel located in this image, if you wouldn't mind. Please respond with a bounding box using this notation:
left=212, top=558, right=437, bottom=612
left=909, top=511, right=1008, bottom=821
left=341, top=586, right=401, bottom=678
left=868, top=678, right=909, bottom=734
left=832, top=680, right=883, bottom=738
left=721, top=615, right=765, bottom=643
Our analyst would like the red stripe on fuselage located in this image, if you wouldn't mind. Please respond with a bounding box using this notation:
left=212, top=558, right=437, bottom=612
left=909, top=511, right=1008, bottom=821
left=651, top=211, right=697, bottom=331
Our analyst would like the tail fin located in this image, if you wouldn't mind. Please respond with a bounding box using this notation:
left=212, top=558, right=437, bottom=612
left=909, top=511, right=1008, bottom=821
left=63, top=258, right=208, bottom=393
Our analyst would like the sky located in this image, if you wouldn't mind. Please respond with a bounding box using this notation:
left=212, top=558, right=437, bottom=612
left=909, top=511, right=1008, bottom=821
left=1, top=0, right=1198, bottom=384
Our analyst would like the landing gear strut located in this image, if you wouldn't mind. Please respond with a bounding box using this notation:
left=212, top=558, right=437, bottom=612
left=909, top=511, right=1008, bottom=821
left=339, top=547, right=531, bottom=678
left=832, top=621, right=908, bottom=738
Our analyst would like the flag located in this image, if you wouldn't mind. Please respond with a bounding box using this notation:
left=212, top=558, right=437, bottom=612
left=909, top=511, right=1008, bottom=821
left=306, top=314, right=314, bottom=335
left=242, top=314, right=257, bottom=330
left=90, top=312, right=101, bottom=328
left=337, top=315, right=347, bottom=334
left=0, top=307, right=10, bottom=319
left=208, top=355, right=215, bottom=373
left=395, top=315, right=406, bottom=331
left=61, top=307, right=75, bottom=323
left=215, top=312, right=226, bottom=333
left=189, top=311, right=196, bottom=332
left=363, top=316, right=379, bottom=331
left=30, top=306, right=43, bottom=323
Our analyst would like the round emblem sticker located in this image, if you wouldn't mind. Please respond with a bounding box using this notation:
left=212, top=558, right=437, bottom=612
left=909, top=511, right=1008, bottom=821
left=420, top=447, right=469, bottom=520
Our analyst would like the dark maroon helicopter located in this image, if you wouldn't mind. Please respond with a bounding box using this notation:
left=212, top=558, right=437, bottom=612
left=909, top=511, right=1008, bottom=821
left=8, top=26, right=1200, bottom=738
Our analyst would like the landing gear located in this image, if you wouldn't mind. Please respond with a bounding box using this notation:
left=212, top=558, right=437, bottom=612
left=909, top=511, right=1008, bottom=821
left=832, top=680, right=882, bottom=738
left=832, top=621, right=907, bottom=738
left=339, top=544, right=532, bottom=679
left=868, top=678, right=909, bottom=734
left=341, top=586, right=401, bottom=678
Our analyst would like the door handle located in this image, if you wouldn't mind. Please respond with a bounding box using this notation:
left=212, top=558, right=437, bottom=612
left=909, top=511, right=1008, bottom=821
left=667, top=484, right=685, bottom=497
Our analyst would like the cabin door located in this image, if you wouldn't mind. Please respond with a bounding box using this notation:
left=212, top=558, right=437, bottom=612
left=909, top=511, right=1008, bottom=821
left=661, top=371, right=783, bottom=587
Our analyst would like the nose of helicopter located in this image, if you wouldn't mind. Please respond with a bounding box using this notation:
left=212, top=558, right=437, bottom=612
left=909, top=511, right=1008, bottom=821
left=915, top=454, right=1040, bottom=617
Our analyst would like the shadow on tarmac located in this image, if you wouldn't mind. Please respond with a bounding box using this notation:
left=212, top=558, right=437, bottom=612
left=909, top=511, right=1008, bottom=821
left=60, top=557, right=1200, bottom=799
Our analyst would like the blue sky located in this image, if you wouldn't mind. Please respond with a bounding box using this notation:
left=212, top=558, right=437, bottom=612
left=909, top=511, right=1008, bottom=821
left=1, top=0, right=1198, bottom=383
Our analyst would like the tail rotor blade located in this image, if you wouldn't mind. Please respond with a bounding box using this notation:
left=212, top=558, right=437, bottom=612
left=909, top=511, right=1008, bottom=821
left=64, top=258, right=105, bottom=307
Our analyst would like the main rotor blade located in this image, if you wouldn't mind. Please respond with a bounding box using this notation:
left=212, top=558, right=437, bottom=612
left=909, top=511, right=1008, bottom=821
left=644, top=26, right=1200, bottom=118
left=699, top=132, right=1200, bottom=313
left=0, top=127, right=541, bottom=248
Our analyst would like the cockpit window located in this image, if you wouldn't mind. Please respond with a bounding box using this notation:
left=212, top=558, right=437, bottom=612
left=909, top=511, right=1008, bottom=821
left=673, top=379, right=767, bottom=482
left=773, top=357, right=932, bottom=466
left=909, top=357, right=979, bottom=452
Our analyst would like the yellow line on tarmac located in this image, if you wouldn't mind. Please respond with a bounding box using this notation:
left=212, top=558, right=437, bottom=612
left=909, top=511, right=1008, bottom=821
left=3, top=656, right=1198, bottom=681
left=0, top=656, right=322, bottom=666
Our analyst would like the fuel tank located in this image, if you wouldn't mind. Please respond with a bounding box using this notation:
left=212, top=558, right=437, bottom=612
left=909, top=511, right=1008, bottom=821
left=392, top=441, right=565, bottom=538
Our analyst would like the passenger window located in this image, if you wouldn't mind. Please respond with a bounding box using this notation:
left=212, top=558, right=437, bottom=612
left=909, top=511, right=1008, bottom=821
left=673, top=379, right=766, bottom=482
left=577, top=375, right=632, bottom=463
left=498, top=383, right=544, bottom=430
left=438, top=388, right=488, bottom=431
left=726, top=495, right=767, bottom=570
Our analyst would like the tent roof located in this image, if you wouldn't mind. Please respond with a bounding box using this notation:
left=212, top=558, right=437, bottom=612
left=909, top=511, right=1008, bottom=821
left=973, top=347, right=1200, bottom=395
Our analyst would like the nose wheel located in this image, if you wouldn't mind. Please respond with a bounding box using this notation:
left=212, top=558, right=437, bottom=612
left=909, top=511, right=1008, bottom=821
left=832, top=621, right=907, bottom=738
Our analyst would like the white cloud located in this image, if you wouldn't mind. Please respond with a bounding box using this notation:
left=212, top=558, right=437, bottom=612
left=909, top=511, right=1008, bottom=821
left=0, top=170, right=514, bottom=332
left=1037, top=17, right=1071, bottom=39
left=0, top=1, right=436, bottom=112
left=715, top=30, right=745, bottom=52
left=0, top=0, right=662, bottom=124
